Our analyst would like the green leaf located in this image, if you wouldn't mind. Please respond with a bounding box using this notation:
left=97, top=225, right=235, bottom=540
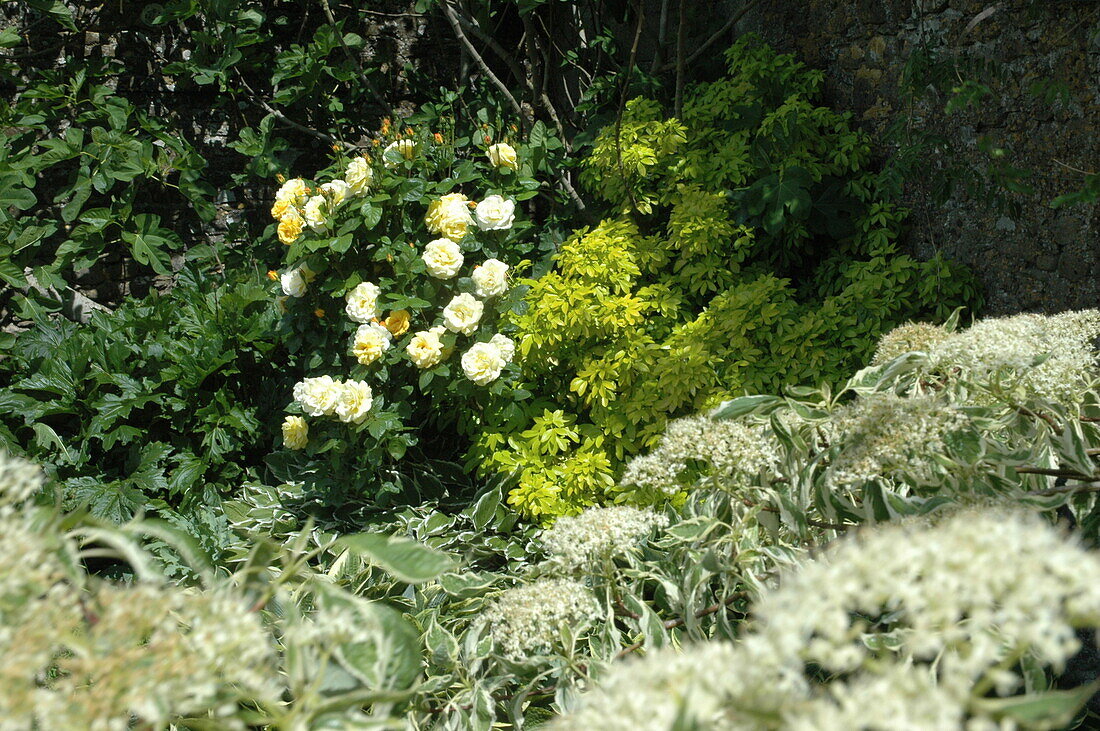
left=711, top=394, right=784, bottom=421
left=336, top=533, right=457, bottom=584
left=972, top=681, right=1100, bottom=727
left=121, top=214, right=175, bottom=275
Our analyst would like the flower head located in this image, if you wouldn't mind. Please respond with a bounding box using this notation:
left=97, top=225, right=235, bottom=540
left=461, top=341, right=506, bottom=385
left=335, top=380, right=373, bottom=423
left=406, top=327, right=447, bottom=369
left=383, top=138, right=417, bottom=168
left=384, top=309, right=411, bottom=337
left=487, top=142, right=519, bottom=170
left=472, top=258, right=510, bottom=298
left=443, top=293, right=484, bottom=336
left=281, top=415, right=308, bottom=450
left=487, top=578, right=600, bottom=659
left=345, top=281, right=381, bottom=323
left=422, top=238, right=464, bottom=279
left=489, top=333, right=515, bottom=362
left=474, top=195, right=516, bottom=231
left=541, top=506, right=668, bottom=571
left=277, top=209, right=304, bottom=245
left=292, top=375, right=342, bottom=417
left=425, top=193, right=473, bottom=242
left=344, top=157, right=374, bottom=195
left=351, top=322, right=392, bottom=365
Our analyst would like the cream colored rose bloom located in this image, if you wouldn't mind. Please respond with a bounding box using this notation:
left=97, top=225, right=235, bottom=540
left=487, top=142, right=518, bottom=170
left=406, top=326, right=447, bottom=369
left=352, top=323, right=392, bottom=365
left=461, top=342, right=506, bottom=385
left=303, top=195, right=329, bottom=232
left=345, top=281, right=381, bottom=323
left=383, top=139, right=418, bottom=168
left=472, top=258, right=509, bottom=298
left=281, top=269, right=307, bottom=298
left=443, top=293, right=484, bottom=336
left=425, top=193, right=473, bottom=242
left=335, top=380, right=373, bottom=423
left=474, top=195, right=515, bottom=231
left=293, top=375, right=342, bottom=417
left=281, top=415, right=309, bottom=450
left=344, top=157, right=373, bottom=195
left=321, top=179, right=349, bottom=207
left=423, top=238, right=464, bottom=279
left=275, top=177, right=309, bottom=206
left=490, top=333, right=515, bottom=362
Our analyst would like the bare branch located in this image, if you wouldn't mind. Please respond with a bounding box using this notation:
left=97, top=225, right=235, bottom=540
left=439, top=0, right=525, bottom=120
left=318, top=0, right=388, bottom=108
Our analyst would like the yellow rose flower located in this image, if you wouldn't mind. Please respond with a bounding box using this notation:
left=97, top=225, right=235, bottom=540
left=277, top=210, right=304, bottom=245
left=282, top=415, right=308, bottom=450
left=270, top=198, right=292, bottom=220
left=425, top=193, right=473, bottom=242
left=487, top=142, right=519, bottom=171
left=384, top=309, right=411, bottom=337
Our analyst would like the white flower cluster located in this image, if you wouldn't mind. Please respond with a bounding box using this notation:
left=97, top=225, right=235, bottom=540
left=0, top=450, right=43, bottom=507
left=753, top=508, right=1100, bottom=696
left=926, top=309, right=1100, bottom=403
left=870, top=320, right=950, bottom=365
left=292, top=376, right=373, bottom=423
left=620, top=415, right=779, bottom=497
left=825, top=392, right=968, bottom=491
left=555, top=509, right=1100, bottom=730
left=540, top=506, right=668, bottom=571
left=486, top=578, right=600, bottom=659
left=47, top=584, right=277, bottom=729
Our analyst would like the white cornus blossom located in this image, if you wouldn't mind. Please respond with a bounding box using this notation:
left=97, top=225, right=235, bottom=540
left=928, top=309, right=1100, bottom=403
left=752, top=508, right=1100, bottom=700
left=293, top=375, right=343, bottom=417
left=345, top=281, right=381, bottom=323
left=422, top=238, right=463, bottom=279
left=443, top=293, right=483, bottom=335
left=302, top=194, right=328, bottom=232
left=870, top=320, right=950, bottom=365
left=489, top=333, right=515, bottom=362
left=556, top=509, right=1100, bottom=730
left=825, top=392, right=968, bottom=491
left=540, top=506, right=668, bottom=571
left=351, top=322, right=392, bottom=366
left=335, top=379, right=373, bottom=423
left=619, top=415, right=779, bottom=496
left=474, top=194, right=516, bottom=231
left=320, top=179, right=349, bottom=207
left=472, top=258, right=509, bottom=298
left=50, top=584, right=277, bottom=729
left=0, top=451, right=43, bottom=506
left=486, top=578, right=599, bottom=659
left=461, top=341, right=506, bottom=385
left=344, top=156, right=374, bottom=195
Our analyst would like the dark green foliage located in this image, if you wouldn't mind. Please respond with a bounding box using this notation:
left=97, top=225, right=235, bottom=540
left=0, top=267, right=291, bottom=560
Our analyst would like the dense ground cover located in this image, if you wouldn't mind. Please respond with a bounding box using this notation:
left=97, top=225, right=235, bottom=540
left=2, top=2, right=1099, bottom=729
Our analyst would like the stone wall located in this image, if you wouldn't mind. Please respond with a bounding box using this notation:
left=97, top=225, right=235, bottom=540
left=738, top=0, right=1099, bottom=315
